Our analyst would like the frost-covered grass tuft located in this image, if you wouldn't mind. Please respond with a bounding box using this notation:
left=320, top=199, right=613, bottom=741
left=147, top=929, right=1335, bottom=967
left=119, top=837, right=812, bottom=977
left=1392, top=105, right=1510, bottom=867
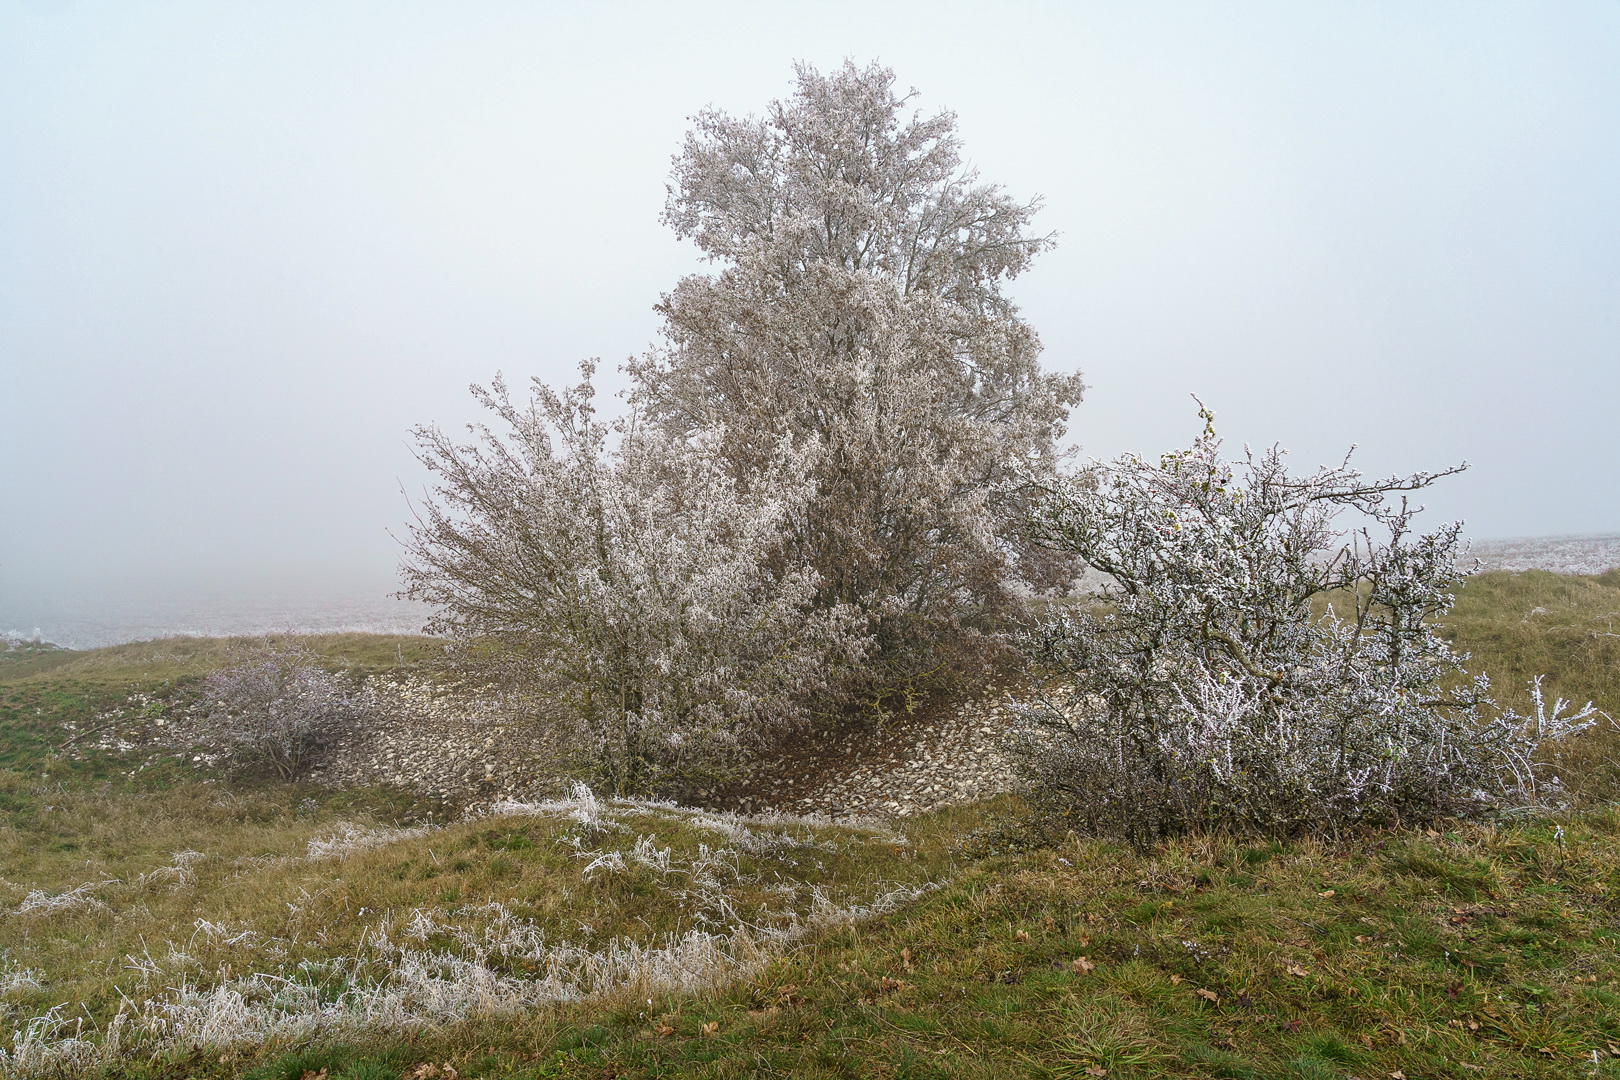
left=305, top=823, right=434, bottom=860
left=13, top=880, right=115, bottom=917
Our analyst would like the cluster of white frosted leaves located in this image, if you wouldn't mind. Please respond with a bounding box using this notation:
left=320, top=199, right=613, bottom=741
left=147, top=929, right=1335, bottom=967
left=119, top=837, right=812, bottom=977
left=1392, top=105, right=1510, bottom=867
left=631, top=60, right=1085, bottom=688
left=403, top=368, right=863, bottom=795
left=1013, top=410, right=1602, bottom=842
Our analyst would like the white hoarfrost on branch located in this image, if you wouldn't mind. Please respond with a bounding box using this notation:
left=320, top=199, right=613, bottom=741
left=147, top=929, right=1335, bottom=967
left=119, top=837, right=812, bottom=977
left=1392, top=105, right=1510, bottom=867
left=631, top=59, right=1085, bottom=700
left=1012, top=406, right=1603, bottom=842
left=198, top=640, right=370, bottom=781
left=403, top=60, right=1086, bottom=791
left=402, top=365, right=863, bottom=796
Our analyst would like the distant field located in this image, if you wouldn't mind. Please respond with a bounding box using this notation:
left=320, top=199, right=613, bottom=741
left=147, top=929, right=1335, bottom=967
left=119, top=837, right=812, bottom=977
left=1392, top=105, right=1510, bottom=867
left=1, top=592, right=431, bottom=651
left=1443, top=568, right=1620, bottom=802
left=1470, top=533, right=1620, bottom=576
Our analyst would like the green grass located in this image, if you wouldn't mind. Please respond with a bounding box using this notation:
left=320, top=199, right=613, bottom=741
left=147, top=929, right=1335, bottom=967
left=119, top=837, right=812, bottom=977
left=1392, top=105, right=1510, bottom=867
left=1, top=632, right=443, bottom=689
left=0, top=579, right=1616, bottom=1078
left=108, top=807, right=1617, bottom=1080
left=0, top=785, right=956, bottom=1068
left=0, top=632, right=442, bottom=785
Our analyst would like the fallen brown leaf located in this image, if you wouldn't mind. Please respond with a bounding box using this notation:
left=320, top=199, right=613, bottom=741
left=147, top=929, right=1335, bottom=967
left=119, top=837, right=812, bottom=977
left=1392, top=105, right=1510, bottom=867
left=1015, top=929, right=1030, bottom=941
left=1169, top=974, right=1182, bottom=985
left=1318, top=889, right=1336, bottom=899
left=1083, top=1067, right=1107, bottom=1077
left=1070, top=956, right=1095, bottom=974
left=900, top=948, right=913, bottom=971
left=1285, top=965, right=1310, bottom=977
left=1354, top=935, right=1373, bottom=944
left=1196, top=988, right=1219, bottom=1004
left=301, top=1071, right=329, bottom=1080
left=1390, top=1072, right=1407, bottom=1080
left=700, top=1021, right=720, bottom=1037
left=652, top=1024, right=674, bottom=1038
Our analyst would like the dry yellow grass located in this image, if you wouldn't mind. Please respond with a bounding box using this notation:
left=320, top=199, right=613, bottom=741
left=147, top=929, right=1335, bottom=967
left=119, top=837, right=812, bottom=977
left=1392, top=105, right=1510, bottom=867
left=1441, top=569, right=1620, bottom=799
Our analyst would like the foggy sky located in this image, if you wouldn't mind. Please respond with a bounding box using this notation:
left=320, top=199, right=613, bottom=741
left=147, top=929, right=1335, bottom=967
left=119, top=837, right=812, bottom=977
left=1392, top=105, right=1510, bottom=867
left=3, top=2, right=1618, bottom=627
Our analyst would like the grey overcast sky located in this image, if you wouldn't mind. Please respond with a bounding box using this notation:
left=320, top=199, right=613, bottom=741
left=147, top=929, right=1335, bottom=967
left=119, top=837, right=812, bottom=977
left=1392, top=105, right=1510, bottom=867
left=3, top=1, right=1618, bottom=624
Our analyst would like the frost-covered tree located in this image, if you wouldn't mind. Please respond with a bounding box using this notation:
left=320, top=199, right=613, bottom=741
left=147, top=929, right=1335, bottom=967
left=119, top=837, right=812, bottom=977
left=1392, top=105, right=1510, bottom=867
left=1012, top=408, right=1601, bottom=842
left=631, top=60, right=1085, bottom=704
left=402, top=365, right=861, bottom=795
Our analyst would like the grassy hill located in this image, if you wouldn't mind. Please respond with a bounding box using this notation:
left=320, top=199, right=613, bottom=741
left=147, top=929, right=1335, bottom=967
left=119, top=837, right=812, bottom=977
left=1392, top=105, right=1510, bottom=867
left=1441, top=569, right=1620, bottom=801
left=0, top=572, right=1615, bottom=1078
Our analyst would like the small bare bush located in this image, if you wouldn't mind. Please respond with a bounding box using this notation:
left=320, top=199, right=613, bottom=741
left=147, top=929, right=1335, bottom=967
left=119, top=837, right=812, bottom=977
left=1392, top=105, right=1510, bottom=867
left=198, top=640, right=368, bottom=780
left=1013, top=408, right=1602, bottom=843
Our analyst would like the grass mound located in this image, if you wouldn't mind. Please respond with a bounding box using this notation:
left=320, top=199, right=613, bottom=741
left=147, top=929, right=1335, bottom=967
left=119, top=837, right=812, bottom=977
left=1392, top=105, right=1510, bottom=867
left=577, top=812, right=1617, bottom=1079
left=0, top=575, right=1616, bottom=1077
left=0, top=784, right=960, bottom=1077
left=9, top=803, right=1610, bottom=1079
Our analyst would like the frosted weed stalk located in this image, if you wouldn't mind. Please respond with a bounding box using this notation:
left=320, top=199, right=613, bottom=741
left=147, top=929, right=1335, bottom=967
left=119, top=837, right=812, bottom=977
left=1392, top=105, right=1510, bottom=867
left=305, top=823, right=434, bottom=861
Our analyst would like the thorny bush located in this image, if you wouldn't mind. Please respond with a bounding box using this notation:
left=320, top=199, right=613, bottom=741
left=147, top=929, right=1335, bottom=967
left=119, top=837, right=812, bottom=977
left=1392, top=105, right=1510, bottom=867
left=199, top=639, right=369, bottom=780
left=1012, top=407, right=1603, bottom=843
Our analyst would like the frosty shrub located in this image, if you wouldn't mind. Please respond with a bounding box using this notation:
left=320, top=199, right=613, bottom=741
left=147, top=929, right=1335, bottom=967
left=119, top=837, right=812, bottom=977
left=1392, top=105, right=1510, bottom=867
left=631, top=60, right=1086, bottom=706
left=1013, top=408, right=1601, bottom=843
left=199, top=640, right=367, bottom=780
left=402, top=366, right=862, bottom=797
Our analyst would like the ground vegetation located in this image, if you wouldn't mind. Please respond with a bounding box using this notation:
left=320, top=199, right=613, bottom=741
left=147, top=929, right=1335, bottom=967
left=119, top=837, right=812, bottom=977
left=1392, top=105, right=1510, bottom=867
left=0, top=602, right=1614, bottom=1076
